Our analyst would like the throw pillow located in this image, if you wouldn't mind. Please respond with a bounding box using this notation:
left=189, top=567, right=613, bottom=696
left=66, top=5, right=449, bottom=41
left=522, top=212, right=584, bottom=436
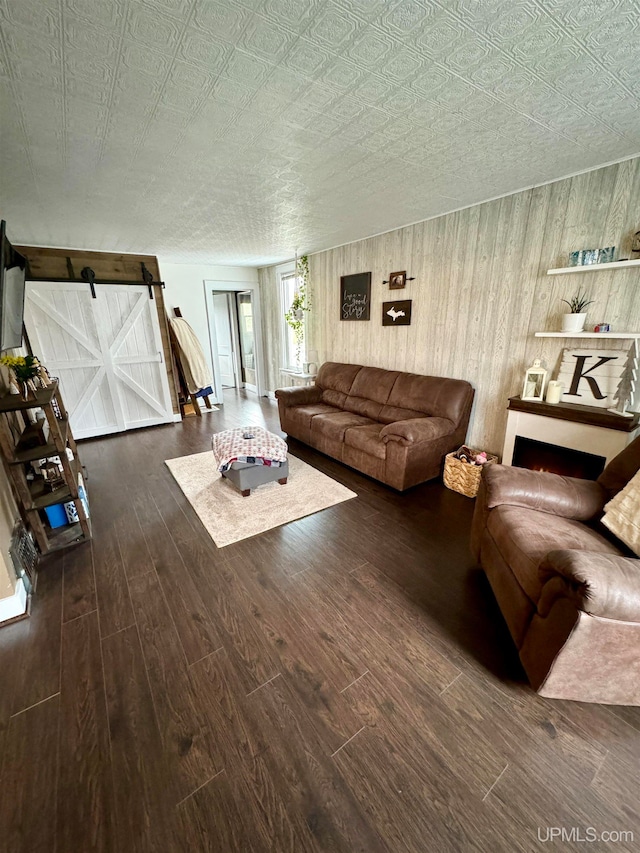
left=602, top=468, right=640, bottom=557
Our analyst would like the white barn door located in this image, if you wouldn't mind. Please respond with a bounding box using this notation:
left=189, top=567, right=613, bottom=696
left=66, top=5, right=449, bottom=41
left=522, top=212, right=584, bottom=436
left=25, top=282, right=174, bottom=438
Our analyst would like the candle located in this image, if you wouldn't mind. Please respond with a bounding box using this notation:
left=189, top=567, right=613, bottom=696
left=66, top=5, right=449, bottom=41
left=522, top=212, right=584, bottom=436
left=546, top=380, right=562, bottom=405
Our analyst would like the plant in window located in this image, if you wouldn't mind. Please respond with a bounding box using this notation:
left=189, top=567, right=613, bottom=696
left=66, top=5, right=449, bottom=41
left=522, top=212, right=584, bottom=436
left=285, top=255, right=311, bottom=365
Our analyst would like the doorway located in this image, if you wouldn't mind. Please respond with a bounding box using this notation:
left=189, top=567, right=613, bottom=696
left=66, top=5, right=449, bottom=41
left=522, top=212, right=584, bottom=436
left=209, top=289, right=259, bottom=397
left=236, top=292, right=256, bottom=391
left=212, top=292, right=238, bottom=389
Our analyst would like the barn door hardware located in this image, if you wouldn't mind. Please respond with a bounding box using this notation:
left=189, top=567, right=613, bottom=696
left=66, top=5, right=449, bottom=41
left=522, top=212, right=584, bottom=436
left=80, top=266, right=97, bottom=298
left=141, top=262, right=154, bottom=299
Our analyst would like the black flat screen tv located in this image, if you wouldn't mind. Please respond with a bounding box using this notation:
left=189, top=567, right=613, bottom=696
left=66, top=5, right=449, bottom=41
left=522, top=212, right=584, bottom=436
left=0, top=221, right=27, bottom=352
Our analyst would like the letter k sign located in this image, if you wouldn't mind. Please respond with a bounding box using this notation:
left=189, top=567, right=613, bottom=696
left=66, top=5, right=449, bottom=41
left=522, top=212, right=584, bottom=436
left=568, top=355, right=617, bottom=399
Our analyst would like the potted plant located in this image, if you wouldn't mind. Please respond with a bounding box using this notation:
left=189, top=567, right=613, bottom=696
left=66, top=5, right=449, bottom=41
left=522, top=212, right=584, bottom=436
left=560, top=290, right=594, bottom=333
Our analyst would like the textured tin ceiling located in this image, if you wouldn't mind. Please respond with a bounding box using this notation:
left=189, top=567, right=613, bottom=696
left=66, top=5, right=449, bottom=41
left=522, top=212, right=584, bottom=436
left=1, top=0, right=639, bottom=264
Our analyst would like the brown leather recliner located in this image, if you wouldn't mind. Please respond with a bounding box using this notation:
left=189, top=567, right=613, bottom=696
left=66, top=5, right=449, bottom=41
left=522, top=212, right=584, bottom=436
left=472, top=435, right=640, bottom=705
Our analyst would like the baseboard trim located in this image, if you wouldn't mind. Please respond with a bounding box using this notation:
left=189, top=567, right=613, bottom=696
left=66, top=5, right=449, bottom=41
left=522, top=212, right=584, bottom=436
left=0, top=577, right=28, bottom=624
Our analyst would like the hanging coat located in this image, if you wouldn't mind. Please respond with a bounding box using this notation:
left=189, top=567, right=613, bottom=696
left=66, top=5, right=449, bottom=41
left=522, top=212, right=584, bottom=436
left=169, top=317, right=213, bottom=394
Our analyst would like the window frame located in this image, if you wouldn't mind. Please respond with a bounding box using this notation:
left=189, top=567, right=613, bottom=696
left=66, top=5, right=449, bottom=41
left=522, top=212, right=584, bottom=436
left=279, top=264, right=302, bottom=372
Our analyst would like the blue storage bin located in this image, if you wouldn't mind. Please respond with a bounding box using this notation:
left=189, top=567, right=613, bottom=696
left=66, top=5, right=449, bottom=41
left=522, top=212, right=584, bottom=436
left=44, top=503, right=68, bottom=529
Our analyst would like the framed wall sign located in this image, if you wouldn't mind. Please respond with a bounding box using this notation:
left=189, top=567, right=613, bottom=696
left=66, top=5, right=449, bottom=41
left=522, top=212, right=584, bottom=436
left=340, top=272, right=371, bottom=321
left=389, top=271, right=406, bottom=289
left=382, top=300, right=412, bottom=326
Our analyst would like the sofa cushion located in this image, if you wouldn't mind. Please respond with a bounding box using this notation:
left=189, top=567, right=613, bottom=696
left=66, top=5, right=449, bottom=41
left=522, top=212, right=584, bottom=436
left=487, top=505, right=624, bottom=604
left=316, top=362, right=363, bottom=411
left=350, top=366, right=400, bottom=403
left=344, top=424, right=387, bottom=460
left=322, top=389, right=348, bottom=409
left=377, top=404, right=427, bottom=425
left=343, top=395, right=384, bottom=420
left=316, top=362, right=361, bottom=395
left=311, top=412, right=376, bottom=443
left=387, top=372, right=472, bottom=424
left=380, top=417, right=454, bottom=445
left=284, top=403, right=341, bottom=436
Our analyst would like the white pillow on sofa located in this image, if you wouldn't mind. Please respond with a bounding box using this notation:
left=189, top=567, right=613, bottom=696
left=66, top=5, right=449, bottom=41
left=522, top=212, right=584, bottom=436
left=602, top=468, right=640, bottom=557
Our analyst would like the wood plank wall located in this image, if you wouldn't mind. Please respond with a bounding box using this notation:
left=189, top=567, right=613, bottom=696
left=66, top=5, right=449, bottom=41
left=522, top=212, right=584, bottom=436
left=15, top=246, right=180, bottom=415
left=259, top=158, right=640, bottom=455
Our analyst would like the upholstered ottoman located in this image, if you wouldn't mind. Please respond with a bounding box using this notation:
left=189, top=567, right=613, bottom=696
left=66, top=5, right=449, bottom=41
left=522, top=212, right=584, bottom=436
left=211, top=426, right=288, bottom=497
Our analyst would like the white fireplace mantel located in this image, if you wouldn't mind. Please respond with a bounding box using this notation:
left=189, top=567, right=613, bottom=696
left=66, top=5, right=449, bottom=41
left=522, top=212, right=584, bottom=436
left=503, top=397, right=640, bottom=468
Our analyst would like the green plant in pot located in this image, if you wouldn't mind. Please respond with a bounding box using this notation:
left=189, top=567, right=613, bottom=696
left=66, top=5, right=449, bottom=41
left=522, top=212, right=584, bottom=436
left=285, top=255, right=310, bottom=369
left=560, top=291, right=593, bottom=333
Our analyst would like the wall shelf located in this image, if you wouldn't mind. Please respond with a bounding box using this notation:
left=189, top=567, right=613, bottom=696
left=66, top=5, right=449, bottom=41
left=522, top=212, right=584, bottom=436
left=535, top=331, right=640, bottom=339
left=547, top=259, right=640, bottom=276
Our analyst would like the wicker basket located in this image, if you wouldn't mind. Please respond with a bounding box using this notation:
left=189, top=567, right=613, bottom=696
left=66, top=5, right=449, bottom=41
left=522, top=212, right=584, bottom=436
left=443, top=449, right=498, bottom=498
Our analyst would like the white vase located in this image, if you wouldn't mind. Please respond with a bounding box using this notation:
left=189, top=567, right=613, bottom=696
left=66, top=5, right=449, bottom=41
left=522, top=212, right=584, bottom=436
left=561, top=312, right=586, bottom=333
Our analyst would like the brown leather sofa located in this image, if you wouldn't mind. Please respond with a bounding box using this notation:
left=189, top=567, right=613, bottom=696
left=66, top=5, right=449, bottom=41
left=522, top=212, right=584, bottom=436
left=275, top=362, right=474, bottom=490
left=472, top=436, right=640, bottom=705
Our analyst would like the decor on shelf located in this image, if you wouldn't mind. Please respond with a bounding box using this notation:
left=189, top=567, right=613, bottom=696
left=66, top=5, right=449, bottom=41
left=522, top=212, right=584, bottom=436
left=557, top=348, right=629, bottom=409
left=594, top=323, right=611, bottom=333
left=631, top=231, right=640, bottom=260
left=39, top=459, right=65, bottom=491
left=568, top=247, right=616, bottom=266
left=608, top=346, right=639, bottom=418
left=285, top=254, right=311, bottom=364
left=302, top=349, right=318, bottom=376
left=1, top=355, right=43, bottom=399
left=560, top=290, right=594, bottom=333
left=522, top=358, right=547, bottom=401
left=545, top=380, right=563, bottom=405
left=340, top=271, right=371, bottom=321
left=382, top=300, right=412, bottom=326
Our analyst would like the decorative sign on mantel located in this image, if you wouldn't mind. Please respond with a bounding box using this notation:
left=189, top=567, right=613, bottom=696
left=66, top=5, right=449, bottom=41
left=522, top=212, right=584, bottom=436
left=340, top=272, right=371, bottom=321
left=557, top=348, right=630, bottom=409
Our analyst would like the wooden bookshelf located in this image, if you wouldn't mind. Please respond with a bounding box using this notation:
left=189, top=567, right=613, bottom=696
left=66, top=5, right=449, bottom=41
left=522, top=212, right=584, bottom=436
left=0, top=382, right=91, bottom=554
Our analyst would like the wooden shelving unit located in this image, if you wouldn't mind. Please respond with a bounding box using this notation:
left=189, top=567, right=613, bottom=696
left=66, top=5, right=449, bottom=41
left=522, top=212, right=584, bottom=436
left=546, top=259, right=640, bottom=276
left=0, top=381, right=91, bottom=554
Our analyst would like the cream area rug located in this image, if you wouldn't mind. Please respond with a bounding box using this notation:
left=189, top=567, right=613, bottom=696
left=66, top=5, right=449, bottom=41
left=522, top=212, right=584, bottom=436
left=165, top=452, right=357, bottom=547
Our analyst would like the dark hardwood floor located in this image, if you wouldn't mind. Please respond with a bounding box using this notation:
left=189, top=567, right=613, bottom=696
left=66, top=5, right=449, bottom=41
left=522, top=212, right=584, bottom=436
left=1, top=390, right=639, bottom=852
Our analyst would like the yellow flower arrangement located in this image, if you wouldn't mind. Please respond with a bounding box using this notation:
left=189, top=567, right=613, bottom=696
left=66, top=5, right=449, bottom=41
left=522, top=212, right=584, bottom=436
left=1, top=354, right=40, bottom=383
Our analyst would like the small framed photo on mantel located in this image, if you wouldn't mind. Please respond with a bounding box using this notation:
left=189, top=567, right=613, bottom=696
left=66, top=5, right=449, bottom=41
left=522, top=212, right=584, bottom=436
left=389, top=270, right=406, bottom=289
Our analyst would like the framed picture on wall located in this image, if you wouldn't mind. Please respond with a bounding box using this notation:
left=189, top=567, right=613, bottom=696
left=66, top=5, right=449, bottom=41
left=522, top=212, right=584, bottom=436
left=389, top=271, right=406, bottom=289
left=340, top=272, right=371, bottom=321
left=382, top=300, right=412, bottom=326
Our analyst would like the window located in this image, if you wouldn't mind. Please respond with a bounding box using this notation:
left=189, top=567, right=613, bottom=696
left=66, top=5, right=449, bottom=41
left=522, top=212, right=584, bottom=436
left=280, top=269, right=301, bottom=371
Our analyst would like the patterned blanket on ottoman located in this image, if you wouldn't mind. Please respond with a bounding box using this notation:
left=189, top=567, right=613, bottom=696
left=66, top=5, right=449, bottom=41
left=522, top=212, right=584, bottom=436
left=211, top=426, right=288, bottom=473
